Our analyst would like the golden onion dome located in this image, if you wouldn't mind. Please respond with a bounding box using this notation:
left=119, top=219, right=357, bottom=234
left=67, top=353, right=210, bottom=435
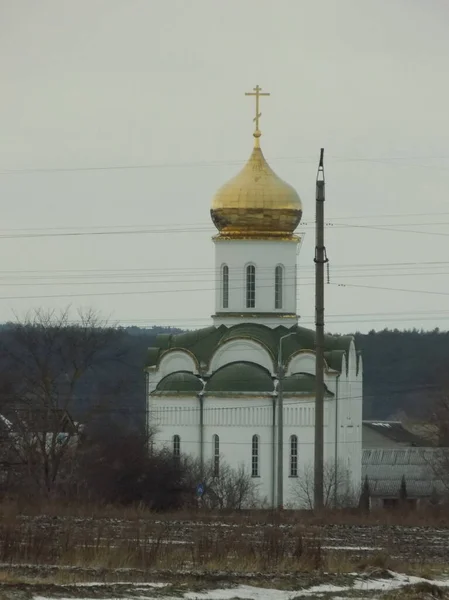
left=211, top=134, right=303, bottom=239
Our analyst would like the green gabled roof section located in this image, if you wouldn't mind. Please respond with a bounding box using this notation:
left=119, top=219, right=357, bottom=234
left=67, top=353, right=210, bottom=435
left=206, top=362, right=274, bottom=394
left=150, top=365, right=336, bottom=396
left=146, top=323, right=355, bottom=374
left=153, top=371, right=203, bottom=395
left=283, top=372, right=334, bottom=396
left=324, top=350, right=346, bottom=373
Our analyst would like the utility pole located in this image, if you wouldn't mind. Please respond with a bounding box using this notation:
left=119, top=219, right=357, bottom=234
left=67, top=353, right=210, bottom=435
left=277, top=352, right=284, bottom=511
left=277, top=332, right=296, bottom=510
left=314, top=148, right=327, bottom=510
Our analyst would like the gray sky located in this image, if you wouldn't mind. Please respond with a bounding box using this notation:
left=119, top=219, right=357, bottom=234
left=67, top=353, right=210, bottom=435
left=1, top=0, right=449, bottom=333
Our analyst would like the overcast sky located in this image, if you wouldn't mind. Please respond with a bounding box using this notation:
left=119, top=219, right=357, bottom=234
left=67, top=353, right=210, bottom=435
left=1, top=0, right=449, bottom=333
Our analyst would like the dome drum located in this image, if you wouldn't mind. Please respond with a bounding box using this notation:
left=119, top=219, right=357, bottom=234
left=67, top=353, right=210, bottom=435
left=211, top=206, right=302, bottom=239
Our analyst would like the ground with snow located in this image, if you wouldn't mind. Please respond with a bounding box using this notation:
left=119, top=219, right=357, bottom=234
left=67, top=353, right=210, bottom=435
left=15, top=515, right=449, bottom=565
left=0, top=571, right=447, bottom=600
left=2, top=515, right=449, bottom=599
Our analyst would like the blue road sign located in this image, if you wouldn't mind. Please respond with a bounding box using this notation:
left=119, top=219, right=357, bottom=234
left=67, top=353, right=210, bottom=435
left=196, top=483, right=204, bottom=497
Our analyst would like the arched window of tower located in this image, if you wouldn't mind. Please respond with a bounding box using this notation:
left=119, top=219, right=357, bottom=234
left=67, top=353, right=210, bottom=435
left=222, top=265, right=229, bottom=309
left=275, top=265, right=284, bottom=309
left=246, top=265, right=256, bottom=309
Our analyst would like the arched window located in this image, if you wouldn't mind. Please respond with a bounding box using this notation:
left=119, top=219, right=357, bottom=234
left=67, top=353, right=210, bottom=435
left=275, top=265, right=283, bottom=309
left=173, top=434, right=181, bottom=460
left=251, top=434, right=259, bottom=477
left=246, top=265, right=256, bottom=308
left=213, top=434, right=220, bottom=477
left=222, top=265, right=229, bottom=309
left=290, top=435, right=298, bottom=477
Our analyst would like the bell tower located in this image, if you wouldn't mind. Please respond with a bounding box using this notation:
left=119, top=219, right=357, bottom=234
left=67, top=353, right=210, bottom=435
left=210, top=86, right=303, bottom=328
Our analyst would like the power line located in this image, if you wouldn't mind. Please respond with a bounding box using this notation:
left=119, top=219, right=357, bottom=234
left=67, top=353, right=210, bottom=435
left=0, top=221, right=446, bottom=241
left=2, top=153, right=449, bottom=175
left=335, top=222, right=449, bottom=239
left=0, top=258, right=447, bottom=278
left=1, top=269, right=449, bottom=288
left=333, top=282, right=449, bottom=298
left=0, top=278, right=448, bottom=302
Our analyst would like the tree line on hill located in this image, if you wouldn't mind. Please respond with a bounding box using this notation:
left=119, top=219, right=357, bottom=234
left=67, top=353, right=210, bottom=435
left=0, top=313, right=448, bottom=428
left=354, top=328, right=449, bottom=421
left=0, top=308, right=448, bottom=505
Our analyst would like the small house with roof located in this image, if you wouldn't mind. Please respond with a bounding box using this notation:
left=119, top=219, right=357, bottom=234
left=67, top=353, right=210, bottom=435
left=146, top=87, right=363, bottom=508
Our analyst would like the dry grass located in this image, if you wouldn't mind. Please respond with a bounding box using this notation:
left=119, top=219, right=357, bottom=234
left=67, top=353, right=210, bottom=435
left=0, top=499, right=448, bottom=584
left=0, top=516, right=326, bottom=573
left=383, top=582, right=449, bottom=599
left=3, top=498, right=449, bottom=526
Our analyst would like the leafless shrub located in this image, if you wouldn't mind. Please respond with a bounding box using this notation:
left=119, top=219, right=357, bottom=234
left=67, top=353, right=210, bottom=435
left=180, top=456, right=259, bottom=510
left=291, top=460, right=355, bottom=509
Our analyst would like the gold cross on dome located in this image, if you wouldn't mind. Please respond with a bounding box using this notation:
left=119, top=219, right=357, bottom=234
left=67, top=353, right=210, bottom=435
left=245, top=85, right=270, bottom=136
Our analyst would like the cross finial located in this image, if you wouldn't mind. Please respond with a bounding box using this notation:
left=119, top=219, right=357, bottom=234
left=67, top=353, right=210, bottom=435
left=245, top=85, right=270, bottom=142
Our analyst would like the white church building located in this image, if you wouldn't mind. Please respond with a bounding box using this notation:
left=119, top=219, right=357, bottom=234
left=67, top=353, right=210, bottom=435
left=146, top=87, right=363, bottom=508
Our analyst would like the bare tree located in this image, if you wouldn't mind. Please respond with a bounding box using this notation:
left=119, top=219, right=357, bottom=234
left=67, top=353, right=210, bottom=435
left=420, top=390, right=449, bottom=495
left=205, top=462, right=258, bottom=510
left=181, top=457, right=259, bottom=510
left=410, top=370, right=449, bottom=447
left=359, top=475, right=371, bottom=512
left=292, top=460, right=353, bottom=509
left=0, top=307, right=126, bottom=495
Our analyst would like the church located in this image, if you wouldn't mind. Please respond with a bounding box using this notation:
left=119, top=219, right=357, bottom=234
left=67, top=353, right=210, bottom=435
left=146, top=87, right=363, bottom=509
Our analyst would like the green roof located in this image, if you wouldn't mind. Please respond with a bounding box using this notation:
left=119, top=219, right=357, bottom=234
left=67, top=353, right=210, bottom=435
left=151, top=365, right=335, bottom=396
left=154, top=371, right=203, bottom=395
left=207, top=362, right=273, bottom=393
left=146, top=323, right=355, bottom=374
left=283, top=372, right=334, bottom=396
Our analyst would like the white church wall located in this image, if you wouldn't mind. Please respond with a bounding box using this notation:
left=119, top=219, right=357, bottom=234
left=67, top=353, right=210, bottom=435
left=284, top=397, right=335, bottom=508
left=158, top=350, right=199, bottom=377
left=150, top=397, right=201, bottom=461
left=213, top=238, right=299, bottom=324
left=203, top=396, right=274, bottom=505
left=286, top=352, right=316, bottom=376
left=351, top=357, right=364, bottom=495
left=208, top=339, right=274, bottom=375
left=285, top=352, right=337, bottom=395
left=147, top=368, right=161, bottom=395
left=334, top=350, right=363, bottom=500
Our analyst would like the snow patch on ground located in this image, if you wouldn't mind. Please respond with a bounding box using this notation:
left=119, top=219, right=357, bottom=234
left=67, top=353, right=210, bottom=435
left=322, top=546, right=382, bottom=551
left=184, top=586, right=291, bottom=599
left=60, top=582, right=168, bottom=588
left=30, top=571, right=449, bottom=600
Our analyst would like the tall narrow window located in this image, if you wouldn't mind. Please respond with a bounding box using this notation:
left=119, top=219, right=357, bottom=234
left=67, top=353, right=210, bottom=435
left=290, top=435, right=298, bottom=477
left=213, top=434, right=220, bottom=477
left=246, top=265, right=256, bottom=308
left=275, top=265, right=283, bottom=309
left=173, top=435, right=181, bottom=461
left=251, top=434, right=259, bottom=477
left=222, top=265, right=229, bottom=308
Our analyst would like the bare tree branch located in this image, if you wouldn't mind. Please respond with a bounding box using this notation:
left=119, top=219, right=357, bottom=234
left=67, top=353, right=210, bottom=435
left=0, top=307, right=127, bottom=495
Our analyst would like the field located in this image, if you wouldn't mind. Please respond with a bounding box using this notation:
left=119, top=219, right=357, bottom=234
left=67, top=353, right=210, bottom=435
left=1, top=506, right=449, bottom=599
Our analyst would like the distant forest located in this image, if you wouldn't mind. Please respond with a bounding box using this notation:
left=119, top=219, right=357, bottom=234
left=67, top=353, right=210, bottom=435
left=0, top=324, right=447, bottom=424
left=354, top=328, right=449, bottom=420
